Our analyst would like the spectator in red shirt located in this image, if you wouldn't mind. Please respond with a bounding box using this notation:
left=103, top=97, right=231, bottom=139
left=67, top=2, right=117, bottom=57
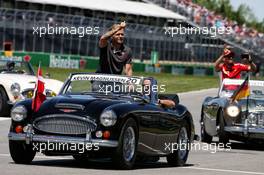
left=215, top=48, right=256, bottom=81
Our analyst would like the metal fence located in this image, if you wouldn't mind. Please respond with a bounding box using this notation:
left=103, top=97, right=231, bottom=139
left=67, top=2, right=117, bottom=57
left=0, top=7, right=230, bottom=62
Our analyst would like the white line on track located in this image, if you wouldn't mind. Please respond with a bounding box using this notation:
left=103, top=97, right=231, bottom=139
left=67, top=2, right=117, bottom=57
left=181, top=166, right=264, bottom=175
left=0, top=153, right=71, bottom=160
left=0, top=153, right=263, bottom=174
left=0, top=118, right=10, bottom=121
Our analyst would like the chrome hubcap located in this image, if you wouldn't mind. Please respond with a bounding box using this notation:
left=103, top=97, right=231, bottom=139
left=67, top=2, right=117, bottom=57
left=178, top=127, right=188, bottom=160
left=0, top=93, right=3, bottom=111
left=201, top=123, right=205, bottom=137
left=123, top=126, right=135, bottom=162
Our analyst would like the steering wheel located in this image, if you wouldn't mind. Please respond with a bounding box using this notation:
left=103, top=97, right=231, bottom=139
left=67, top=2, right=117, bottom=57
left=16, top=70, right=26, bottom=74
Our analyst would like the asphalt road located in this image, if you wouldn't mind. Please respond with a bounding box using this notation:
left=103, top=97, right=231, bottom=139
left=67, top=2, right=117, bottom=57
left=0, top=88, right=263, bottom=175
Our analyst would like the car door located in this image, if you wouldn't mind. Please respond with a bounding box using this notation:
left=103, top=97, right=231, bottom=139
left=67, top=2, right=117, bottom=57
left=136, top=104, right=161, bottom=155
left=151, top=106, right=181, bottom=154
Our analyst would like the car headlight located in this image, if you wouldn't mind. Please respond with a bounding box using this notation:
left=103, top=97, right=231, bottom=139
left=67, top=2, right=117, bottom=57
left=248, top=113, right=257, bottom=125
left=11, top=105, right=27, bottom=122
left=226, top=105, right=240, bottom=117
left=100, top=110, right=117, bottom=127
left=21, top=89, right=34, bottom=98
left=26, top=90, right=34, bottom=98
left=10, top=83, right=21, bottom=97
left=46, top=89, right=57, bottom=97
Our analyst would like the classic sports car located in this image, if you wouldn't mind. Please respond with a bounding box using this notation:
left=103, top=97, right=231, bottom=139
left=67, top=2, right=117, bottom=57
left=201, top=78, right=264, bottom=144
left=8, top=73, right=195, bottom=169
left=0, top=57, right=63, bottom=116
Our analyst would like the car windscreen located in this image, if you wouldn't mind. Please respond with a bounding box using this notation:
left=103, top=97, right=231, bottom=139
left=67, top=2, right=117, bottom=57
left=0, top=60, right=34, bottom=75
left=250, top=84, right=264, bottom=99
left=64, top=74, right=145, bottom=96
left=220, top=80, right=264, bottom=99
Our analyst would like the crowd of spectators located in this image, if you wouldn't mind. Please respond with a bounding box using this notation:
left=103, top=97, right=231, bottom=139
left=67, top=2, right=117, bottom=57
left=167, top=0, right=264, bottom=56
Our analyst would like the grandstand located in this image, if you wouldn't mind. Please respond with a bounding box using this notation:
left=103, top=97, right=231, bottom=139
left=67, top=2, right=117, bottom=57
left=0, top=0, right=260, bottom=64
left=144, top=0, right=264, bottom=61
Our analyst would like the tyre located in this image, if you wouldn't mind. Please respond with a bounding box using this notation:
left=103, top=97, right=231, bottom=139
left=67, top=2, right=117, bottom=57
left=0, top=87, right=9, bottom=116
left=9, top=140, right=36, bottom=164
left=166, top=122, right=190, bottom=166
left=112, top=118, right=138, bottom=169
left=201, top=112, right=213, bottom=144
left=218, top=111, right=229, bottom=144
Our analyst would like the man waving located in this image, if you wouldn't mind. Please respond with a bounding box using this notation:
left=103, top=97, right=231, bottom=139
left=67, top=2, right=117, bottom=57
left=214, top=47, right=256, bottom=81
left=97, top=21, right=133, bottom=76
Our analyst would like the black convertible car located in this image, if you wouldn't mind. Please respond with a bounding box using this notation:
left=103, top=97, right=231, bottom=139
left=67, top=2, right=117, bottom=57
left=201, top=78, right=264, bottom=144
left=8, top=73, right=195, bottom=169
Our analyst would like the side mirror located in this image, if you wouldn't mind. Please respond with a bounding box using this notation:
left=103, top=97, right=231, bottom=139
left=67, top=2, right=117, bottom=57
left=172, top=94, right=179, bottom=105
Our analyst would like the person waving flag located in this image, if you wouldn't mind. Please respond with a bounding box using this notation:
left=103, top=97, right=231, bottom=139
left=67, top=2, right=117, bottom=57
left=231, top=75, right=250, bottom=102
left=32, top=64, right=46, bottom=112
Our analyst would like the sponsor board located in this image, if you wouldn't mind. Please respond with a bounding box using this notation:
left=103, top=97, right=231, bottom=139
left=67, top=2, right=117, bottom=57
left=71, top=74, right=142, bottom=85
left=49, top=54, right=79, bottom=69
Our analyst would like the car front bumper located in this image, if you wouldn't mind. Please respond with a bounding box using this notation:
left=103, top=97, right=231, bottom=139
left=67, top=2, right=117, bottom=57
left=8, top=132, right=118, bottom=148
left=225, top=126, right=264, bottom=139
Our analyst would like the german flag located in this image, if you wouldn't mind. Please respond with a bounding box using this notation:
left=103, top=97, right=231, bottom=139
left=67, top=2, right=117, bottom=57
left=231, top=76, right=250, bottom=102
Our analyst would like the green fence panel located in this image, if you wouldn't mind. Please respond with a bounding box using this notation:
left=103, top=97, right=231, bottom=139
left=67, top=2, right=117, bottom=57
left=133, top=63, right=145, bottom=72
left=171, top=65, right=185, bottom=75
left=1, top=51, right=217, bottom=76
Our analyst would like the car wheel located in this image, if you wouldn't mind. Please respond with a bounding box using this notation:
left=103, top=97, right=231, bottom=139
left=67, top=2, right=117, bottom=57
left=9, top=140, right=36, bottom=164
left=0, top=87, right=9, bottom=116
left=218, top=111, right=229, bottom=144
left=166, top=122, right=189, bottom=166
left=113, top=118, right=138, bottom=169
left=201, top=113, right=213, bottom=144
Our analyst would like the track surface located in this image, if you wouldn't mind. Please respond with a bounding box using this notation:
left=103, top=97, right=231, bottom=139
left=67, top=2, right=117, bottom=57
left=0, top=88, right=263, bottom=175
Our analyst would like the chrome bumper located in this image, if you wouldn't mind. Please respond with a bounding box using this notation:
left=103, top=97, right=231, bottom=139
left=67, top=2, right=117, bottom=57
left=8, top=132, right=118, bottom=148
left=7, top=100, right=16, bottom=105
left=225, top=126, right=264, bottom=134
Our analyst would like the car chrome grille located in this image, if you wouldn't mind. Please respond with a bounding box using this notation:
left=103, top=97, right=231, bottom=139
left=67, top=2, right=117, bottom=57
left=257, top=113, right=264, bottom=126
left=33, top=114, right=97, bottom=135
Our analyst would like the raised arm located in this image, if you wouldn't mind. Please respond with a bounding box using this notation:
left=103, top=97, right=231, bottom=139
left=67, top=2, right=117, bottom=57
left=99, top=22, right=126, bottom=48
left=159, top=99, right=176, bottom=108
left=248, top=54, right=257, bottom=72
left=124, top=64, right=133, bottom=76
left=214, top=54, right=224, bottom=72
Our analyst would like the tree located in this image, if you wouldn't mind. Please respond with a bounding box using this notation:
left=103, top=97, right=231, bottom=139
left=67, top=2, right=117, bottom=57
left=193, top=0, right=264, bottom=32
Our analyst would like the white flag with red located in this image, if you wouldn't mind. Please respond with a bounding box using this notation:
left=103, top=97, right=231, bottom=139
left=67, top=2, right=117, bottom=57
left=32, top=65, right=46, bottom=112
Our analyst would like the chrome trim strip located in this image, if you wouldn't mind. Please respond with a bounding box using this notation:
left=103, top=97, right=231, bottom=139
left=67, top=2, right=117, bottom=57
left=225, top=126, right=264, bottom=134
left=8, top=132, right=118, bottom=147
left=138, top=142, right=167, bottom=155
left=33, top=114, right=95, bottom=124
left=7, top=100, right=15, bottom=105
left=55, top=103, right=85, bottom=110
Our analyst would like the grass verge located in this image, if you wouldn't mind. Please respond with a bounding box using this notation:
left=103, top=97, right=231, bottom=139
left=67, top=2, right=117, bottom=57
left=37, top=67, right=219, bottom=93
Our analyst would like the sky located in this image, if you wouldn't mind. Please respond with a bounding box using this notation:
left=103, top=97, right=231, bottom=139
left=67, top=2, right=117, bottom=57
left=229, top=0, right=264, bottom=22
